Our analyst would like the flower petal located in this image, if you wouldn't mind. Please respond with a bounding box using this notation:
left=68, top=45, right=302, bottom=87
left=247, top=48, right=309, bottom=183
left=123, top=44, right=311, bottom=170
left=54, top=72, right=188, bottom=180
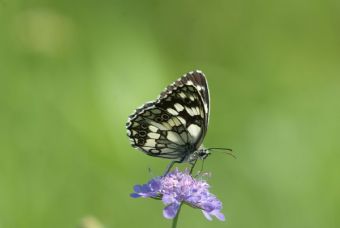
left=130, top=193, right=141, bottom=198
left=133, top=185, right=143, bottom=193
left=163, top=203, right=180, bottom=219
left=149, top=179, right=161, bottom=191
left=202, top=210, right=213, bottom=221
left=162, top=194, right=175, bottom=204
left=212, top=210, right=225, bottom=221
left=140, top=184, right=150, bottom=193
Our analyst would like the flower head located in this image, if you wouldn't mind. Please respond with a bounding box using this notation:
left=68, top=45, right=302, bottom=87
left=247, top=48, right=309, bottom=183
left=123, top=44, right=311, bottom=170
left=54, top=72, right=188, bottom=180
left=130, top=168, right=225, bottom=221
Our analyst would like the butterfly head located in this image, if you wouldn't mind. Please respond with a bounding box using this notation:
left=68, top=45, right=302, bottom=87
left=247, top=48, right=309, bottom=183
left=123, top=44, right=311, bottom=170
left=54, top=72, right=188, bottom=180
left=197, top=148, right=211, bottom=160
left=187, top=147, right=210, bottom=162
left=188, top=147, right=234, bottom=163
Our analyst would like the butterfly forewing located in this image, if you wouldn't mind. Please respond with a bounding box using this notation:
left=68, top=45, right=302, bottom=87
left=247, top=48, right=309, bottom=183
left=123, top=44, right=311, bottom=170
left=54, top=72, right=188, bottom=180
left=126, top=70, right=210, bottom=161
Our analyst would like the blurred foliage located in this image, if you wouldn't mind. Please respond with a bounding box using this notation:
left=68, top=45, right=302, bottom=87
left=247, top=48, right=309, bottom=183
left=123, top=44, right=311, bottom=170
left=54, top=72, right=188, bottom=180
left=1, top=0, right=340, bottom=227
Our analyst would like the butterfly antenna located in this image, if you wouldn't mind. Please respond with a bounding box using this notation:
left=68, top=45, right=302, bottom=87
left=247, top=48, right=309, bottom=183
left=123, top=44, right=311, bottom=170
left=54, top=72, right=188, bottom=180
left=207, top=147, right=236, bottom=159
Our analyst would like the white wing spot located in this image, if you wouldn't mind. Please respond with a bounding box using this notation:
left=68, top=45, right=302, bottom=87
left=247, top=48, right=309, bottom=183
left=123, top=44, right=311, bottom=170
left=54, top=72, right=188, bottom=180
left=197, top=107, right=204, bottom=117
left=147, top=120, right=168, bottom=130
left=195, top=107, right=201, bottom=115
left=174, top=103, right=184, bottom=112
left=162, top=122, right=172, bottom=129
left=168, top=118, right=175, bottom=127
left=145, top=139, right=156, bottom=147
left=191, top=107, right=198, bottom=115
left=187, top=124, right=201, bottom=141
left=179, top=92, right=186, bottom=99
left=148, top=125, right=158, bottom=132
left=167, top=108, right=178, bottom=115
left=147, top=132, right=160, bottom=139
left=177, top=116, right=186, bottom=125
left=185, top=106, right=195, bottom=116
left=172, top=117, right=181, bottom=126
left=167, top=131, right=185, bottom=145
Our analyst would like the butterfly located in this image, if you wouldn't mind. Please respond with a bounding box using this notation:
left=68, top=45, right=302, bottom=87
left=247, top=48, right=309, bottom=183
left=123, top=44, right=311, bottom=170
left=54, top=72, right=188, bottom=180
left=126, top=70, right=231, bottom=173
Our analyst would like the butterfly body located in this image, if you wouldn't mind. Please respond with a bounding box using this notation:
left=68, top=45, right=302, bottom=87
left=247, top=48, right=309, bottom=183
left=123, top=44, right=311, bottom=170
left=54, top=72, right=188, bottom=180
left=126, top=70, right=211, bottom=164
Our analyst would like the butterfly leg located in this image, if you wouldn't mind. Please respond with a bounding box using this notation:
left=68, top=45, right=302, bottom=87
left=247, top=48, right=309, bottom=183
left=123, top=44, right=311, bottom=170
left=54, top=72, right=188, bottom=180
left=189, top=159, right=198, bottom=174
left=163, top=156, right=187, bottom=176
left=193, top=159, right=205, bottom=177
left=163, top=161, right=177, bottom=176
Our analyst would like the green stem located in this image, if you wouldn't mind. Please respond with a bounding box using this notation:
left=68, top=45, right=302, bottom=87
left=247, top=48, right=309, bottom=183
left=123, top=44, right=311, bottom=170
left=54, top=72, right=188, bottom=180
left=171, top=203, right=183, bottom=228
left=171, top=160, right=198, bottom=228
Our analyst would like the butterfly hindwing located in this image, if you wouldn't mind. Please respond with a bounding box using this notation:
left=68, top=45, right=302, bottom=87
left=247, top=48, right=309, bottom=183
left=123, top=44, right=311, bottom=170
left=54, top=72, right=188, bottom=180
left=127, top=103, right=186, bottom=159
left=126, top=70, right=209, bottom=161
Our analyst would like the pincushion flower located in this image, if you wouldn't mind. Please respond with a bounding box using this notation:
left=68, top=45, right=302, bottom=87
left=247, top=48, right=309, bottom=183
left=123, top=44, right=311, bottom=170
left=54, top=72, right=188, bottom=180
left=130, top=168, right=225, bottom=221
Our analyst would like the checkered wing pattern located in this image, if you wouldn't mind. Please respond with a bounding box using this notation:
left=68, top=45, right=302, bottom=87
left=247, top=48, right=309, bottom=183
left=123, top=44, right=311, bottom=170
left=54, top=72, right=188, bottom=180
left=126, top=70, right=210, bottom=161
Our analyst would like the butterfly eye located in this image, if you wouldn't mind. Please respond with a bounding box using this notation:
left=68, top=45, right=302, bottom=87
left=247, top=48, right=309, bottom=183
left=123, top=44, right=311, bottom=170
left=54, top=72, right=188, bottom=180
left=161, top=114, right=169, bottom=121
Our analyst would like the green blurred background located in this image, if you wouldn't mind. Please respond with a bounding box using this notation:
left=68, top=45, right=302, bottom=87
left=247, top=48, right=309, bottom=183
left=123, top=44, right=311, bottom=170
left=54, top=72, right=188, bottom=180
left=1, top=0, right=340, bottom=227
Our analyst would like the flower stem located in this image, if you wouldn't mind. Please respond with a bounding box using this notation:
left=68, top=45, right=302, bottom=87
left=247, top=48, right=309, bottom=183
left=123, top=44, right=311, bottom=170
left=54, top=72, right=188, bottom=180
left=171, top=160, right=198, bottom=228
left=171, top=203, right=183, bottom=228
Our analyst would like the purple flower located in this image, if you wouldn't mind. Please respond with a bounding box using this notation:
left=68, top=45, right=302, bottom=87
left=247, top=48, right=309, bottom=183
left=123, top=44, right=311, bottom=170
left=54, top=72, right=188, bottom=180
left=130, top=168, right=225, bottom=221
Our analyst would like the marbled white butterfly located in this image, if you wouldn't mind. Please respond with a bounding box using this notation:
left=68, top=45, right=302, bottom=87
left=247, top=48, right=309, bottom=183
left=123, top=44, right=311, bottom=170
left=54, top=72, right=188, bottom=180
left=126, top=70, right=230, bottom=173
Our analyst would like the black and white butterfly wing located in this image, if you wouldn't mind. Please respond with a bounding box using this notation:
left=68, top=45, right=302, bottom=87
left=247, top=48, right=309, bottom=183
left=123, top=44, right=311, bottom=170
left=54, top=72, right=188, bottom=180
left=126, top=70, right=210, bottom=161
